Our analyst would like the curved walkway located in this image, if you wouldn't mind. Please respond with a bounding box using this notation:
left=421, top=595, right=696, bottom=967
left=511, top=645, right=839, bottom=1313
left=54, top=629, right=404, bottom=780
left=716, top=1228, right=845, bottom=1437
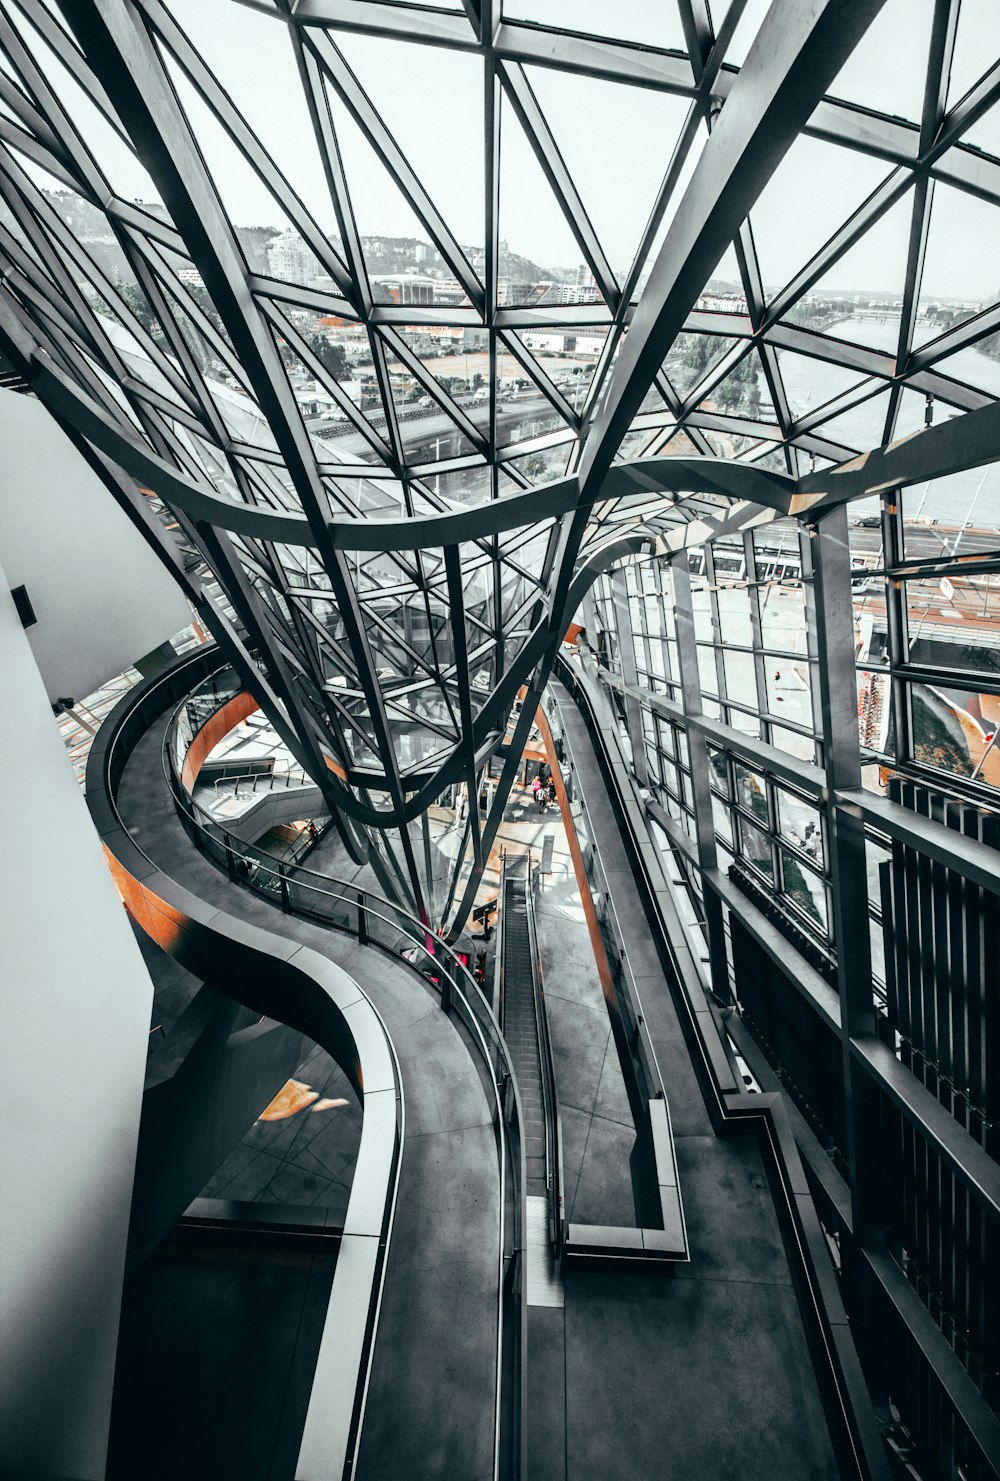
left=117, top=718, right=502, bottom=1481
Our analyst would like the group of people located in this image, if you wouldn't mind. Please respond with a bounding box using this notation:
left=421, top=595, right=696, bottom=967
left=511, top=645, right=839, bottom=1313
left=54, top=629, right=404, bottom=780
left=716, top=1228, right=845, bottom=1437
left=530, top=765, right=557, bottom=813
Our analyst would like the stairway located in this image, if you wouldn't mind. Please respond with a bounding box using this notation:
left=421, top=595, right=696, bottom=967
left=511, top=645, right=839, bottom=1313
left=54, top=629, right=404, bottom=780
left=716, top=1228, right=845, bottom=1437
left=501, top=871, right=548, bottom=1199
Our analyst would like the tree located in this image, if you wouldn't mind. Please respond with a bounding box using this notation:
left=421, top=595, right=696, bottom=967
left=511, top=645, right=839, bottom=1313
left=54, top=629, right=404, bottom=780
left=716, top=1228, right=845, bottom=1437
left=115, top=279, right=157, bottom=338
left=305, top=331, right=348, bottom=382
left=681, top=334, right=711, bottom=376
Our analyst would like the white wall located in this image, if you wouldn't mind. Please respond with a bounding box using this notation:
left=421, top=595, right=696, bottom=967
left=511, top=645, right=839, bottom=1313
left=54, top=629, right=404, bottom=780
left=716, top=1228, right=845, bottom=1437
left=0, top=391, right=192, bottom=702
left=0, top=561, right=153, bottom=1479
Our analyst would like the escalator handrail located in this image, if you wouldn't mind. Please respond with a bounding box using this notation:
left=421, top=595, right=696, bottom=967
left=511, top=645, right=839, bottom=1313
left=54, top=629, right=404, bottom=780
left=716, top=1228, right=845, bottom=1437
left=523, top=865, right=565, bottom=1257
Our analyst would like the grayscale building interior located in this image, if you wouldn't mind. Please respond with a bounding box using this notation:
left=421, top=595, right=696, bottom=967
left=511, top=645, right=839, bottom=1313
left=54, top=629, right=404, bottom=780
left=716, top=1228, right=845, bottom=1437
left=0, top=2, right=998, bottom=1479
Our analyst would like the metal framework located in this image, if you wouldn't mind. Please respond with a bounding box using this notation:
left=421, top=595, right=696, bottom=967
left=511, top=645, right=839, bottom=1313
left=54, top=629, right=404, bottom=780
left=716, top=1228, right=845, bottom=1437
left=1, top=0, right=1000, bottom=926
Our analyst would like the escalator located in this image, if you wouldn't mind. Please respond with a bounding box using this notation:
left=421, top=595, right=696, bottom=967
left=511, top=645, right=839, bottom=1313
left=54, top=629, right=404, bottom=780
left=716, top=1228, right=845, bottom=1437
left=498, top=856, right=563, bottom=1250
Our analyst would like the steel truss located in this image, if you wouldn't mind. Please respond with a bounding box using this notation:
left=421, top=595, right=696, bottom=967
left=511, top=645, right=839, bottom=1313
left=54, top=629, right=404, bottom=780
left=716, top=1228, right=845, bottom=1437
left=2, top=0, right=1000, bottom=922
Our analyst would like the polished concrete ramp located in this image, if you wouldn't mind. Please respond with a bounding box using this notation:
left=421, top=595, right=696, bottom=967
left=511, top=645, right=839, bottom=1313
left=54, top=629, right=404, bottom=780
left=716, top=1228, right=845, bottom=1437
left=116, top=723, right=501, bottom=1481
left=532, top=681, right=840, bottom=1481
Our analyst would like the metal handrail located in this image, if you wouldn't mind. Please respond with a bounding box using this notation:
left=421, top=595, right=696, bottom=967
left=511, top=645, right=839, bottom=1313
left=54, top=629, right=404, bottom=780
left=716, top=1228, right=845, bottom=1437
left=524, top=863, right=565, bottom=1256
left=210, top=767, right=313, bottom=797
left=159, top=652, right=527, bottom=1481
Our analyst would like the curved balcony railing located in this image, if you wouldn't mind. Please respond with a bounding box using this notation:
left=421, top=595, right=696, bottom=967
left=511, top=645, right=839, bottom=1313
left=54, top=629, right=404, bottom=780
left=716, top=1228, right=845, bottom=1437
left=86, top=651, right=404, bottom=1481
left=160, top=650, right=528, bottom=1481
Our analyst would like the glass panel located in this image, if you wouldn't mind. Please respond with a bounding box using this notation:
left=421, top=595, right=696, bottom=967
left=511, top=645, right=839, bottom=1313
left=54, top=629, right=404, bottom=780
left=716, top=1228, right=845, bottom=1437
left=901, top=467, right=1000, bottom=559
left=722, top=648, right=758, bottom=708
left=738, top=815, right=774, bottom=880
left=720, top=580, right=752, bottom=645
left=765, top=661, right=813, bottom=727
left=857, top=668, right=892, bottom=753
left=749, top=134, right=891, bottom=300
left=783, top=192, right=913, bottom=350
left=711, top=794, right=733, bottom=846
left=733, top=761, right=768, bottom=823
left=908, top=680, right=1000, bottom=784
left=774, top=789, right=824, bottom=866
left=903, top=573, right=1000, bottom=678
left=501, top=0, right=688, bottom=50
left=827, top=0, right=934, bottom=122
left=779, top=846, right=828, bottom=934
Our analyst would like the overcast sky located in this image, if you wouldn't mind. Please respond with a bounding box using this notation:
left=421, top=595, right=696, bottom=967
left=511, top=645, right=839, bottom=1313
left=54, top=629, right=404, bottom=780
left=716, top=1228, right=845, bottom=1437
left=32, top=0, right=1000, bottom=300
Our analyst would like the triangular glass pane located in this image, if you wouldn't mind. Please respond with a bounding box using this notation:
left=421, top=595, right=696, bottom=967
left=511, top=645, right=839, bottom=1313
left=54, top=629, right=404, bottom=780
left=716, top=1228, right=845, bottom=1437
left=502, top=0, right=687, bottom=49
left=501, top=332, right=580, bottom=421
left=748, top=444, right=791, bottom=475
left=498, top=91, right=597, bottom=302
left=697, top=348, right=769, bottom=422
left=159, top=48, right=320, bottom=280
left=631, top=119, right=710, bottom=299
left=827, top=0, right=934, bottom=123
left=738, top=437, right=782, bottom=465
left=159, top=280, right=240, bottom=380
left=494, top=345, right=569, bottom=449
left=750, top=135, right=893, bottom=299
left=384, top=360, right=479, bottom=464
left=925, top=336, right=1000, bottom=399
left=525, top=66, right=689, bottom=290
left=774, top=349, right=871, bottom=422
left=10, top=8, right=165, bottom=208
left=405, top=329, right=491, bottom=438
left=702, top=427, right=764, bottom=458
left=703, top=244, right=747, bottom=306
left=917, top=183, right=1000, bottom=342
left=809, top=389, right=893, bottom=452
left=661, top=430, right=702, bottom=458
left=782, top=190, right=914, bottom=350
left=638, top=383, right=672, bottom=416
left=334, top=32, right=483, bottom=259
left=161, top=0, right=342, bottom=243
left=615, top=426, right=658, bottom=463
left=501, top=441, right=575, bottom=486
left=422, top=466, right=494, bottom=509
left=664, top=332, right=739, bottom=399
left=323, top=80, right=473, bottom=308
left=513, top=326, right=612, bottom=413
left=278, top=329, right=391, bottom=466
left=890, top=388, right=932, bottom=442
left=947, top=0, right=1000, bottom=108
left=6, top=154, right=132, bottom=283
left=959, top=99, right=1000, bottom=157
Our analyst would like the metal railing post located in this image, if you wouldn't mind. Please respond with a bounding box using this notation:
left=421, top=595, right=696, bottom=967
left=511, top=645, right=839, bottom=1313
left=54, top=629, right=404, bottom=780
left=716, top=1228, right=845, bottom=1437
left=279, top=862, right=291, bottom=913
left=357, top=891, right=369, bottom=944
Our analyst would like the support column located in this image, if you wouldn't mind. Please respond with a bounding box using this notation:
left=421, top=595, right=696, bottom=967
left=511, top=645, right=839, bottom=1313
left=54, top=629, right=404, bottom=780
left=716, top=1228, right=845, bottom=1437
left=610, top=568, right=648, bottom=786
left=809, top=506, right=887, bottom=1393
left=671, top=554, right=731, bottom=1004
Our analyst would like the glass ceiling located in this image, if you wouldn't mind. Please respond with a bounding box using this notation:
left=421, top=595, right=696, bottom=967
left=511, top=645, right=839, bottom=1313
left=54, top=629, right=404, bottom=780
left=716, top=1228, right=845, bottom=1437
left=1, top=0, right=998, bottom=920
